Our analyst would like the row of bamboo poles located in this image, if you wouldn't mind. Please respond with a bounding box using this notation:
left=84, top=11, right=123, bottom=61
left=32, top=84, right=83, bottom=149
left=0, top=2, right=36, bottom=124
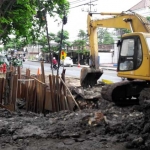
left=0, top=62, right=80, bottom=114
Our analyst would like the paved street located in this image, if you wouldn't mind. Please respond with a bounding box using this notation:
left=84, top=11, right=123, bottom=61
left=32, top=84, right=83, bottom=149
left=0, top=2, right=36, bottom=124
left=23, top=60, right=122, bottom=83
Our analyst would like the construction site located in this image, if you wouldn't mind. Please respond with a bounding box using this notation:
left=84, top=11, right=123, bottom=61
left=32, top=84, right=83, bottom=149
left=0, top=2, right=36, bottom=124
left=0, top=60, right=149, bottom=150
left=1, top=1, right=150, bottom=149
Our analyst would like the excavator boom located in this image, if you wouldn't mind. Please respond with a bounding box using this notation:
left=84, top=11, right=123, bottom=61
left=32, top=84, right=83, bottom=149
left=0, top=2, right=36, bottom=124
left=88, top=12, right=150, bottom=33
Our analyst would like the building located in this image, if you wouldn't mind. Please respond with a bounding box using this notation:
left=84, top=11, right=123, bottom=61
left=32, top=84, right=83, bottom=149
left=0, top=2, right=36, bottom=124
left=129, top=0, right=150, bottom=17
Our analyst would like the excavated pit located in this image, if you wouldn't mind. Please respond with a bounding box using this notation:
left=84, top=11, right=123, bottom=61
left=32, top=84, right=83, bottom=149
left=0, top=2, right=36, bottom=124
left=1, top=78, right=150, bottom=150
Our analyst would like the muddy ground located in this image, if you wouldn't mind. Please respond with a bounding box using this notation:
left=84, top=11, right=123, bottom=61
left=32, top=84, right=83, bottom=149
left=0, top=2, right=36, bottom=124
left=1, top=77, right=150, bottom=150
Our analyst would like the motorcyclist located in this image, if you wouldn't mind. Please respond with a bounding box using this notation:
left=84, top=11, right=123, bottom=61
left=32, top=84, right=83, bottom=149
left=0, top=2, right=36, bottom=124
left=52, top=57, right=58, bottom=69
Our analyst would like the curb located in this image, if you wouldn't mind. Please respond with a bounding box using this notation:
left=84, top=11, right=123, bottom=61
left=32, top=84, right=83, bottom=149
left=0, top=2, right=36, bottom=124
left=101, top=67, right=117, bottom=71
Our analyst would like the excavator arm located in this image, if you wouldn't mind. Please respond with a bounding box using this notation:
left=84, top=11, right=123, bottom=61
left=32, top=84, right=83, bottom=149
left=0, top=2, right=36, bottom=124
left=80, top=11, right=150, bottom=87
left=88, top=12, right=150, bottom=34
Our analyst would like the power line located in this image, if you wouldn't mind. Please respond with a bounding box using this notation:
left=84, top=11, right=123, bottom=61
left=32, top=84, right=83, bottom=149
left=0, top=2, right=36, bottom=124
left=70, top=0, right=89, bottom=4
left=69, top=0, right=98, bottom=9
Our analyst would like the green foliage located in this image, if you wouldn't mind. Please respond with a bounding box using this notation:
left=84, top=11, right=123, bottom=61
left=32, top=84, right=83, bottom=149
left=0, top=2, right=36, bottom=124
left=103, top=32, right=114, bottom=44
left=115, top=28, right=131, bottom=38
left=39, top=30, right=70, bottom=54
left=0, top=47, right=3, bottom=52
left=4, top=37, right=27, bottom=50
left=72, top=30, right=88, bottom=54
left=147, top=16, right=150, bottom=21
left=55, top=30, right=69, bottom=46
left=78, top=29, right=88, bottom=40
left=0, top=0, right=69, bottom=45
left=97, top=28, right=114, bottom=44
left=97, top=28, right=107, bottom=44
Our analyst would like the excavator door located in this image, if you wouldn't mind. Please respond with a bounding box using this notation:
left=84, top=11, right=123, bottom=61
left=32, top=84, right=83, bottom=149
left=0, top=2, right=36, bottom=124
left=117, top=33, right=150, bottom=79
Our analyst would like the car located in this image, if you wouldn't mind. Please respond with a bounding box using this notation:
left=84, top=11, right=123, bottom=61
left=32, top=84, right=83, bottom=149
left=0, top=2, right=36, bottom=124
left=60, top=57, right=73, bottom=67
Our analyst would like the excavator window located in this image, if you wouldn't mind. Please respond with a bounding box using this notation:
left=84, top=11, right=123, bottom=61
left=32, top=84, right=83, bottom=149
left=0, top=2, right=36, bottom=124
left=121, top=39, right=134, bottom=56
left=136, top=39, right=142, bottom=68
left=118, top=36, right=143, bottom=71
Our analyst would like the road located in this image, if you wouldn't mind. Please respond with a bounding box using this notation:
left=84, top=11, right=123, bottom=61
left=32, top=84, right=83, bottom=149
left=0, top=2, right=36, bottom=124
left=23, top=60, right=122, bottom=83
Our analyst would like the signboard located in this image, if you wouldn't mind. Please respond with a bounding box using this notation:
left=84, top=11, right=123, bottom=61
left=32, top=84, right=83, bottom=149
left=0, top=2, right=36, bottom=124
left=60, top=50, right=67, bottom=60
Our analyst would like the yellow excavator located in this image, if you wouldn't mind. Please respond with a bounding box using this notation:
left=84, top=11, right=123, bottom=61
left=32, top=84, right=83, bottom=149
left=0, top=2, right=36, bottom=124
left=80, top=11, right=150, bottom=103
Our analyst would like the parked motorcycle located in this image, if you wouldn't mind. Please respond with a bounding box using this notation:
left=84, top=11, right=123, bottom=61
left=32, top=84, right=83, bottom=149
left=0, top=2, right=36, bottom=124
left=10, top=57, right=23, bottom=68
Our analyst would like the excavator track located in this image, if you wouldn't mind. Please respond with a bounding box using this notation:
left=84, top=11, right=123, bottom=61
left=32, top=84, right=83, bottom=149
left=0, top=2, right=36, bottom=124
left=101, top=80, right=149, bottom=105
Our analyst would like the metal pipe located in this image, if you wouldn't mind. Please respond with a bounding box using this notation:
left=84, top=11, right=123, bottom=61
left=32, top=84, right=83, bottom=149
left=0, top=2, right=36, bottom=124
left=91, top=12, right=123, bottom=15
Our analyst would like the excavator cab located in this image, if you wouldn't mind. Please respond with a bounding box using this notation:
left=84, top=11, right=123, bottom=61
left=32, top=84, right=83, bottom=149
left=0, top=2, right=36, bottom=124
left=117, top=32, right=150, bottom=80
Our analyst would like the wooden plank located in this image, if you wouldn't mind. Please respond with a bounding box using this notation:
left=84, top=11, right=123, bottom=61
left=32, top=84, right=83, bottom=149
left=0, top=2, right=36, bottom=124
left=67, top=95, right=76, bottom=111
left=49, top=75, right=54, bottom=111
left=33, top=82, right=38, bottom=113
left=53, top=75, right=57, bottom=111
left=42, top=86, right=46, bottom=115
left=45, top=90, right=52, bottom=111
left=12, top=66, right=15, bottom=73
left=4, top=72, right=12, bottom=105
left=31, top=81, right=36, bottom=111
left=60, top=94, right=65, bottom=110
left=37, top=75, right=44, bottom=113
left=0, top=78, right=4, bottom=103
left=26, top=80, right=35, bottom=111
left=26, top=69, right=30, bottom=77
left=0, top=104, right=15, bottom=111
left=11, top=75, right=18, bottom=110
left=20, top=83, right=26, bottom=99
left=56, top=75, right=60, bottom=111
left=9, top=72, right=13, bottom=104
left=41, top=61, right=45, bottom=83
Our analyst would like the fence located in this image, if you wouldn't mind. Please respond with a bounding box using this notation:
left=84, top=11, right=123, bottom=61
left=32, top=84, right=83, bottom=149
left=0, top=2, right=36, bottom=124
left=0, top=62, right=80, bottom=114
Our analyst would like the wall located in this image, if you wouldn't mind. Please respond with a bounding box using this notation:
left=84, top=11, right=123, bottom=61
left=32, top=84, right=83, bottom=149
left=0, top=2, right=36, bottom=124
left=98, top=52, right=112, bottom=64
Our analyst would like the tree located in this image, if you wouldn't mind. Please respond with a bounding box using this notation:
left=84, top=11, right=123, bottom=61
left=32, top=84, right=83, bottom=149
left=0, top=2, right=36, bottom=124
left=97, top=28, right=114, bottom=44
left=0, top=0, right=69, bottom=45
left=103, top=32, right=114, bottom=44
left=39, top=30, right=70, bottom=54
left=115, top=28, right=131, bottom=38
left=97, top=28, right=107, bottom=44
left=72, top=30, right=89, bottom=64
left=55, top=30, right=70, bottom=49
left=78, top=29, right=88, bottom=41
left=146, top=16, right=150, bottom=21
left=4, top=37, right=27, bottom=51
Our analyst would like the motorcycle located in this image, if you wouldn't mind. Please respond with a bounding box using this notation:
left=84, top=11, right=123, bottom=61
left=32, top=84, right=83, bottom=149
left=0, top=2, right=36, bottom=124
left=53, top=64, right=58, bottom=70
left=10, top=57, right=23, bottom=68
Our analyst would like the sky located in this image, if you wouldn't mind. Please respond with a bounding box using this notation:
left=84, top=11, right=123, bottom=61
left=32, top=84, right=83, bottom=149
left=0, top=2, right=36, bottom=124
left=47, top=0, right=141, bottom=41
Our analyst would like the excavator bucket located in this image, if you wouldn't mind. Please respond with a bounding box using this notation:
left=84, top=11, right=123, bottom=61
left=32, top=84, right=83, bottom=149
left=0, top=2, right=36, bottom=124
left=80, top=67, right=103, bottom=87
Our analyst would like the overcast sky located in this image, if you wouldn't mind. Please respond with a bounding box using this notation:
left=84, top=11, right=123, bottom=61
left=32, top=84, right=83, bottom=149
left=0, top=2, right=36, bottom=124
left=47, top=0, right=141, bottom=41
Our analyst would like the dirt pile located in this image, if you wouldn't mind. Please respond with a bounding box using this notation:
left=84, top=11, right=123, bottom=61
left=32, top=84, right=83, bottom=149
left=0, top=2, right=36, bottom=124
left=1, top=77, right=150, bottom=150
left=0, top=97, right=150, bottom=150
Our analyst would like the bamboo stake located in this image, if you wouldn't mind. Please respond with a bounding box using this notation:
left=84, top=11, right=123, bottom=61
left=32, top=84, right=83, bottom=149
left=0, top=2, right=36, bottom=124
left=30, top=76, right=47, bottom=87
left=59, top=77, right=80, bottom=110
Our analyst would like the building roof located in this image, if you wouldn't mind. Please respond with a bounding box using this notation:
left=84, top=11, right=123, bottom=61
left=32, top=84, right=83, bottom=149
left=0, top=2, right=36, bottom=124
left=130, top=0, right=150, bottom=10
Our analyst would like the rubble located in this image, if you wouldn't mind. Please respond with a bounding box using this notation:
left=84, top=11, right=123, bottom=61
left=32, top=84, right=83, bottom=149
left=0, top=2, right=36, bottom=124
left=1, top=77, right=150, bottom=150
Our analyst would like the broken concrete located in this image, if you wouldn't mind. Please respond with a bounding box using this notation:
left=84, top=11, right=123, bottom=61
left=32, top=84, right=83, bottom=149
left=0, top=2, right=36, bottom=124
left=0, top=77, right=150, bottom=150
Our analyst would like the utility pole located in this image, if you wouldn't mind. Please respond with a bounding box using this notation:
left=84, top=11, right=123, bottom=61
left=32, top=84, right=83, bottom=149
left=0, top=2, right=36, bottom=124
left=44, top=9, right=54, bottom=75
left=81, top=0, right=97, bottom=13
left=57, top=11, right=67, bottom=76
